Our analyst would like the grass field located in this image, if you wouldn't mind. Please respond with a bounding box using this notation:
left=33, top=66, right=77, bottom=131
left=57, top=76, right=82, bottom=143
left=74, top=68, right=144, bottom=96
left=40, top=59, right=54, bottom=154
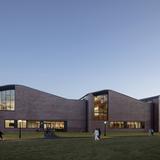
left=0, top=131, right=160, bottom=160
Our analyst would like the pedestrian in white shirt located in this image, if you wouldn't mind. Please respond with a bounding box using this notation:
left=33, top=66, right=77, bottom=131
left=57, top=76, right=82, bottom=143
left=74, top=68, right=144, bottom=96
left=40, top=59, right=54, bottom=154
left=94, top=128, right=99, bottom=141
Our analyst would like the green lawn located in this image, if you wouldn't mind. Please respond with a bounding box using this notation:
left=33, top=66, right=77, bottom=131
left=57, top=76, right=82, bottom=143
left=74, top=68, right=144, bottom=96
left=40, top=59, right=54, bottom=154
left=1, top=130, right=151, bottom=140
left=0, top=131, right=160, bottom=160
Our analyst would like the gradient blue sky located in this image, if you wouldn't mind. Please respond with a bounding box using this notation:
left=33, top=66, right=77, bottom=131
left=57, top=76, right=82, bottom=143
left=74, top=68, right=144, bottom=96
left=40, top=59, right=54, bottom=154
left=0, top=0, right=160, bottom=99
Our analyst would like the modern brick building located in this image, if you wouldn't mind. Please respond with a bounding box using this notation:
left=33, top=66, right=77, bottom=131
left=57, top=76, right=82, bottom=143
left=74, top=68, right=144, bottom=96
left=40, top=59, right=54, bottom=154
left=0, top=84, right=158, bottom=132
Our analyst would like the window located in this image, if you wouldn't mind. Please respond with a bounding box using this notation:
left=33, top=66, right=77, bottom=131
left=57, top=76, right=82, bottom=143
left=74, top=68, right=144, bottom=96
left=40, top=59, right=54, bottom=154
left=4, top=120, right=65, bottom=130
left=27, top=121, right=40, bottom=128
left=43, top=121, right=64, bottom=129
left=18, top=120, right=26, bottom=128
left=5, top=120, right=27, bottom=129
left=0, top=90, right=15, bottom=111
left=110, top=121, right=145, bottom=129
left=94, top=95, right=108, bottom=120
left=126, top=122, right=145, bottom=129
left=110, top=122, right=125, bottom=128
left=5, top=120, right=15, bottom=128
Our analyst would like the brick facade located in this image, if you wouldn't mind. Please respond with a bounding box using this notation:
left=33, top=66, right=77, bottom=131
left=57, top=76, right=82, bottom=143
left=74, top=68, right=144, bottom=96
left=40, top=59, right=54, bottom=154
left=0, top=85, right=158, bottom=132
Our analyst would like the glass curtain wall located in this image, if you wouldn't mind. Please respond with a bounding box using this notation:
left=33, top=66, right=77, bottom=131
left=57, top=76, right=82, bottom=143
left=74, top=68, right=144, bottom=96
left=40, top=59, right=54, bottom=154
left=0, top=90, right=15, bottom=110
left=94, top=94, right=108, bottom=120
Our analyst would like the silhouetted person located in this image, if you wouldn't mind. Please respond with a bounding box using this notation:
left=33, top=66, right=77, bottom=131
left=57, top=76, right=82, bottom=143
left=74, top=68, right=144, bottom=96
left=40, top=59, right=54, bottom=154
left=0, top=130, right=4, bottom=140
left=151, top=129, right=154, bottom=136
left=98, top=128, right=101, bottom=139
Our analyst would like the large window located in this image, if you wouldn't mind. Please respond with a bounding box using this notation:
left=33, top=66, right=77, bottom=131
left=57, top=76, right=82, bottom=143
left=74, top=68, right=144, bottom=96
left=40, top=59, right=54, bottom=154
left=27, top=120, right=65, bottom=129
left=0, top=90, right=15, bottom=111
left=94, top=95, right=108, bottom=120
left=43, top=121, right=64, bottom=129
left=110, top=121, right=145, bottom=129
left=4, top=120, right=65, bottom=130
left=5, top=120, right=27, bottom=128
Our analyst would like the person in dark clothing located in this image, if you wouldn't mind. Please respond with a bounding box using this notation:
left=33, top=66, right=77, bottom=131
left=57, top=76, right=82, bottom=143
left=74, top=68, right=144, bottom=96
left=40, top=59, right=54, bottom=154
left=149, top=128, right=154, bottom=136
left=98, top=128, right=101, bottom=139
left=151, top=129, right=154, bottom=136
left=0, top=131, right=4, bottom=140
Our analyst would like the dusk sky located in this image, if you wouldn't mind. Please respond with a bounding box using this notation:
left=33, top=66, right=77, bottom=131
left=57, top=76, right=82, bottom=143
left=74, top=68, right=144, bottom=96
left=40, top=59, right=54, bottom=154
left=1, top=0, right=160, bottom=99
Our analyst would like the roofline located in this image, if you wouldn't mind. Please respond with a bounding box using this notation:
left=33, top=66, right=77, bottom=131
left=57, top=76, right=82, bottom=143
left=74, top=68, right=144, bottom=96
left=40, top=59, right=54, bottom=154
left=80, top=89, right=149, bottom=104
left=108, top=90, right=148, bottom=104
left=80, top=89, right=111, bottom=100
left=140, top=95, right=160, bottom=101
left=1, top=84, right=160, bottom=101
left=0, top=84, right=78, bottom=100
